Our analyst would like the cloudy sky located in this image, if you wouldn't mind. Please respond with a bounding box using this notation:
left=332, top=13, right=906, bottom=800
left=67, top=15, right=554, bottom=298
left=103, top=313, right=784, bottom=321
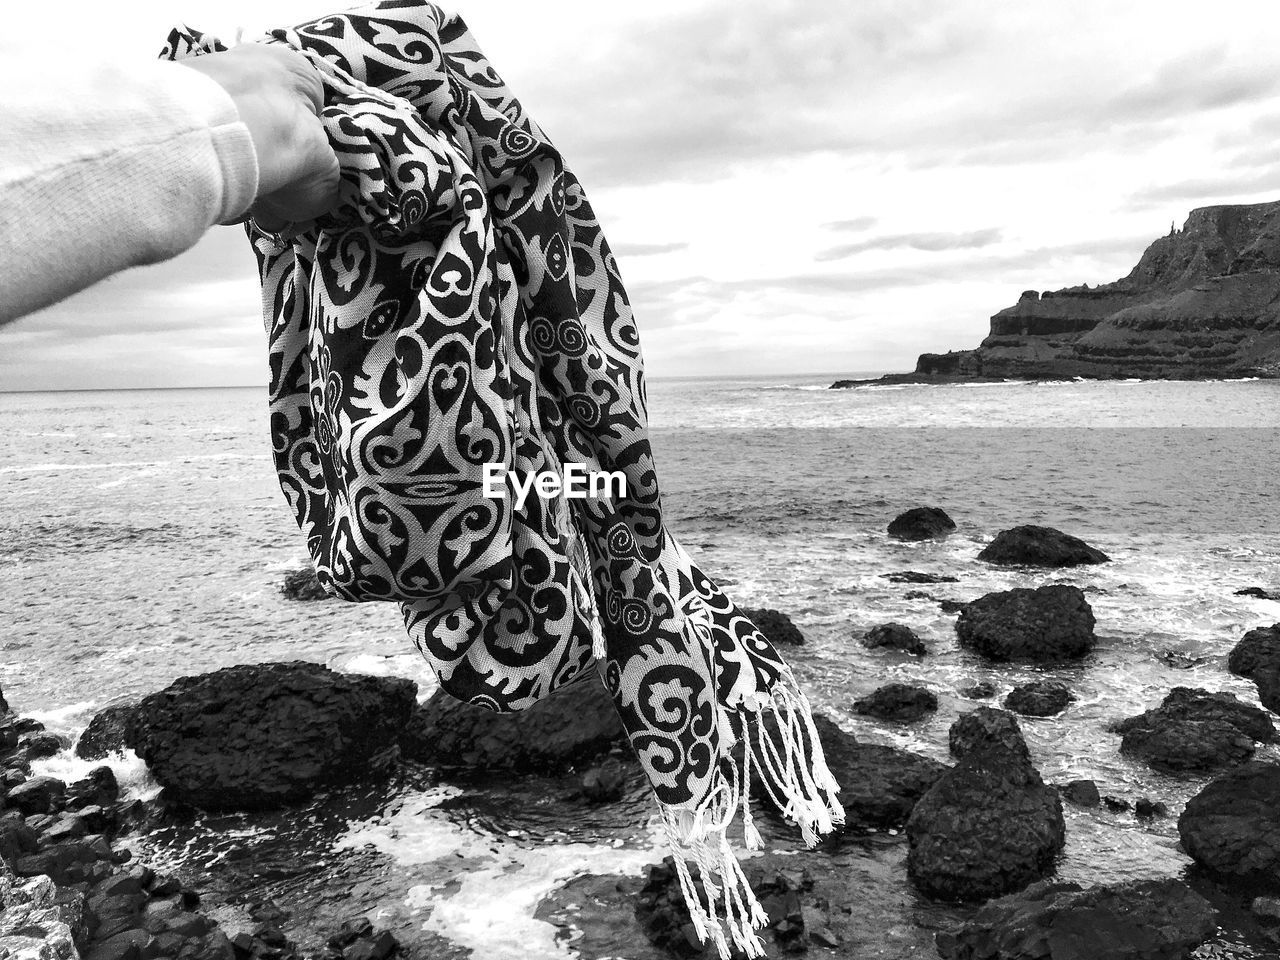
left=4, top=0, right=1280, bottom=389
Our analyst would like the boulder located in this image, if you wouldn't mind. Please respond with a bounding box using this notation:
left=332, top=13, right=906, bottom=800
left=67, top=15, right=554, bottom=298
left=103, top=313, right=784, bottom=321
left=853, top=683, right=938, bottom=723
left=1003, top=681, right=1073, bottom=717
left=1059, top=780, right=1100, bottom=808
left=881, top=571, right=959, bottom=584
left=280, top=566, right=329, bottom=601
left=1229, top=623, right=1280, bottom=713
left=1134, top=798, right=1169, bottom=819
left=861, top=623, right=926, bottom=656
left=1178, top=760, right=1280, bottom=879
left=75, top=704, right=139, bottom=761
left=399, top=676, right=626, bottom=772
left=977, top=525, right=1109, bottom=567
left=888, top=507, right=956, bottom=541
left=1113, top=688, right=1273, bottom=775
left=956, top=585, right=1096, bottom=662
left=126, top=661, right=416, bottom=810
left=907, top=743, right=1065, bottom=902
left=960, top=682, right=997, bottom=700
left=5, top=776, right=66, bottom=816
left=1236, top=587, right=1280, bottom=601
left=740, top=608, right=804, bottom=646
left=935, top=877, right=1217, bottom=960
left=1114, top=687, right=1275, bottom=743
left=805, top=715, right=947, bottom=830
left=1120, top=719, right=1254, bottom=775
left=949, top=708, right=1029, bottom=763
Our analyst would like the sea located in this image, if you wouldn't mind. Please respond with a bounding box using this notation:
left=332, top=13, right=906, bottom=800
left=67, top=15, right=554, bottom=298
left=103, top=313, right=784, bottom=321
left=1, top=374, right=1278, bottom=958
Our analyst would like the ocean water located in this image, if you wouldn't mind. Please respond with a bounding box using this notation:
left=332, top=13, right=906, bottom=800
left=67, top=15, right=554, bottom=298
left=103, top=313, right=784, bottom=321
left=1, top=375, right=1279, bottom=957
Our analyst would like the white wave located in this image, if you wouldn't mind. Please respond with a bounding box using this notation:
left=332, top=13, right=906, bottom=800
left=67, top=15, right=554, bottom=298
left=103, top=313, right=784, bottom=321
left=31, top=748, right=162, bottom=802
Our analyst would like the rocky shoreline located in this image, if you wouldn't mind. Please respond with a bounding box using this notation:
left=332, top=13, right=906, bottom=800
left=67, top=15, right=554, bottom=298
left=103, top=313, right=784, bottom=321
left=9, top=523, right=1280, bottom=960
left=831, top=200, right=1280, bottom=387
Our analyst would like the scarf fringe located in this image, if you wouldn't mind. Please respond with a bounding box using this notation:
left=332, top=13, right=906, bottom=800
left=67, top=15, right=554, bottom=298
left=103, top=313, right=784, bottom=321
left=656, top=671, right=844, bottom=960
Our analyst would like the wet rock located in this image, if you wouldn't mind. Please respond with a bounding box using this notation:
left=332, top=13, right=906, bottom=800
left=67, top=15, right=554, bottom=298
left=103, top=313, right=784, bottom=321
left=1059, top=779, right=1100, bottom=808
left=1178, top=760, right=1280, bottom=880
left=0, top=811, right=39, bottom=866
left=935, top=877, right=1216, bottom=960
left=861, top=622, right=926, bottom=655
left=740, top=608, right=804, bottom=646
left=887, top=506, right=956, bottom=541
left=1237, top=587, right=1280, bottom=601
left=67, top=766, right=119, bottom=810
left=1101, top=795, right=1131, bottom=812
left=636, top=856, right=820, bottom=958
left=805, top=715, right=947, bottom=830
left=939, top=599, right=969, bottom=615
left=960, top=682, right=997, bottom=700
left=20, top=732, right=67, bottom=760
left=977, top=525, right=1110, bottom=567
left=907, top=743, right=1064, bottom=902
left=949, top=709, right=1030, bottom=763
left=1254, top=896, right=1280, bottom=922
left=1003, top=681, right=1073, bottom=717
left=1134, top=797, right=1169, bottom=819
left=401, top=675, right=626, bottom=773
left=75, top=704, right=139, bottom=761
left=126, top=661, right=416, bottom=810
left=853, top=683, right=938, bottom=723
left=956, top=585, right=1097, bottom=663
left=1155, top=649, right=1210, bottom=670
left=280, top=565, right=329, bottom=601
left=581, top=758, right=629, bottom=803
left=1113, top=687, right=1276, bottom=743
left=881, top=571, right=959, bottom=584
left=5, top=776, right=66, bottom=816
left=1228, top=623, right=1280, bottom=714
left=1120, top=718, right=1254, bottom=775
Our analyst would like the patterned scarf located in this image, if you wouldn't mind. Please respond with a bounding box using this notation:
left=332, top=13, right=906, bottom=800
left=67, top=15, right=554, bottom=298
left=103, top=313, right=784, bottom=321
left=162, top=4, right=843, bottom=955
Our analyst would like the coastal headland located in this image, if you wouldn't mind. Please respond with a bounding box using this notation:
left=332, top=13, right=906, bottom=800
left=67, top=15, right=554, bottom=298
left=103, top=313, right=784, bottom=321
left=833, top=201, right=1280, bottom=388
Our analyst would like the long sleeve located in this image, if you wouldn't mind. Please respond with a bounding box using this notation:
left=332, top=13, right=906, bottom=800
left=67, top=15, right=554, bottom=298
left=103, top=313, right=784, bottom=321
left=0, top=58, right=259, bottom=325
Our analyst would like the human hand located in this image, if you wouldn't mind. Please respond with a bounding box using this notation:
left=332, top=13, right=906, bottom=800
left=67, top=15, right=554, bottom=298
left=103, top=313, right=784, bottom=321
left=180, top=43, right=339, bottom=231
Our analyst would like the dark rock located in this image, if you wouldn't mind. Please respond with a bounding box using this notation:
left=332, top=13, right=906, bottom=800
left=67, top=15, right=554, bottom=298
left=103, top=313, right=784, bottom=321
left=1101, top=795, right=1131, bottom=812
left=1134, top=797, right=1169, bottom=819
left=907, top=743, right=1065, bottom=902
left=1003, top=681, right=1073, bottom=717
left=1254, top=896, right=1280, bottom=922
left=888, top=507, right=956, bottom=541
left=740, top=608, right=805, bottom=646
left=1120, top=718, right=1254, bottom=775
left=636, top=856, right=817, bottom=958
left=126, top=661, right=416, bottom=810
left=75, top=704, right=139, bottom=761
left=1178, top=761, right=1280, bottom=879
left=280, top=565, right=329, bottom=601
left=1059, top=779, right=1100, bottom=808
left=13, top=717, right=43, bottom=734
left=68, top=766, right=120, bottom=809
left=806, top=715, right=947, bottom=830
left=0, top=810, right=39, bottom=865
left=21, top=732, right=67, bottom=759
left=581, top=758, right=629, bottom=802
left=1237, top=587, right=1280, bottom=601
left=949, top=708, right=1030, bottom=763
left=935, top=877, right=1217, bottom=960
left=956, top=585, right=1096, bottom=662
left=400, top=676, right=625, bottom=772
left=1229, top=623, right=1280, bottom=713
left=860, top=622, right=926, bottom=655
left=939, top=599, right=969, bottom=615
left=6, top=775, right=66, bottom=815
left=84, top=928, right=151, bottom=960
left=1155, top=649, right=1210, bottom=670
left=977, top=525, right=1110, bottom=567
left=328, top=918, right=374, bottom=948
left=853, top=683, right=938, bottom=723
left=960, top=682, right=997, bottom=700
left=881, top=571, right=959, bottom=584
left=16, top=838, right=112, bottom=885
left=1113, top=686, right=1276, bottom=743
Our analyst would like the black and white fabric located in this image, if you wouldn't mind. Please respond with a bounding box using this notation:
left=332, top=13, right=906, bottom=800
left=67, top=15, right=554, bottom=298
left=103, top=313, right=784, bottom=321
left=162, top=4, right=843, bottom=954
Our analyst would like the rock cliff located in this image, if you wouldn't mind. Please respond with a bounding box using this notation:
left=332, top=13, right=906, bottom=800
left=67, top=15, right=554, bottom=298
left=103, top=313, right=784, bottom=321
left=850, top=201, right=1280, bottom=384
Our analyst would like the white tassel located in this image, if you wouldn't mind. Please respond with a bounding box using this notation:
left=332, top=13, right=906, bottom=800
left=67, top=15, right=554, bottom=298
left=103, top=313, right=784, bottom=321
left=654, top=668, right=843, bottom=960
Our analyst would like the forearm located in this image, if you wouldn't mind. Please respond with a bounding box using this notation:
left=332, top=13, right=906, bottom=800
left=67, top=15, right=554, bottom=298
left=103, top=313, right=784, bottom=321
left=0, top=59, right=258, bottom=326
